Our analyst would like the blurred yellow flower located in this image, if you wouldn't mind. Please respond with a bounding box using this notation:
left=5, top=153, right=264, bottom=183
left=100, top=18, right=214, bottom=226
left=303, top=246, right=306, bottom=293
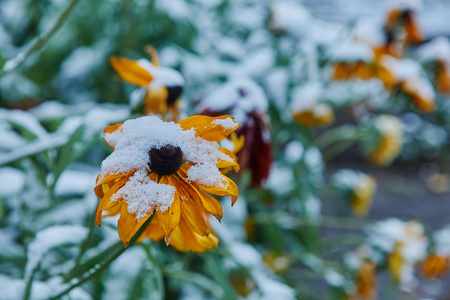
left=351, top=175, right=377, bottom=217
left=331, top=170, right=376, bottom=217
left=263, top=252, right=292, bottom=275
left=367, top=115, right=403, bottom=167
left=348, top=259, right=377, bottom=300
left=110, top=47, right=184, bottom=120
left=94, top=115, right=239, bottom=252
left=401, top=77, right=436, bottom=113
left=386, top=221, right=426, bottom=284
left=292, top=104, right=334, bottom=127
left=388, top=242, right=406, bottom=284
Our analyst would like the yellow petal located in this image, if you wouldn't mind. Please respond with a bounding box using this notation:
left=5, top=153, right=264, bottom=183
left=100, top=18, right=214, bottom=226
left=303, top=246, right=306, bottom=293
left=96, top=170, right=135, bottom=186
left=110, top=57, right=154, bottom=87
left=95, top=177, right=129, bottom=226
left=177, top=219, right=208, bottom=253
left=118, top=204, right=153, bottom=246
left=177, top=115, right=239, bottom=142
left=138, top=215, right=165, bottom=243
left=103, top=201, right=123, bottom=218
left=178, top=164, right=239, bottom=205
left=195, top=231, right=219, bottom=250
left=156, top=175, right=181, bottom=241
left=217, top=147, right=240, bottom=171
left=197, top=174, right=239, bottom=206
left=103, top=122, right=123, bottom=135
left=144, top=87, right=168, bottom=115
left=102, top=123, right=123, bottom=149
left=169, top=176, right=211, bottom=236
left=196, top=189, right=223, bottom=221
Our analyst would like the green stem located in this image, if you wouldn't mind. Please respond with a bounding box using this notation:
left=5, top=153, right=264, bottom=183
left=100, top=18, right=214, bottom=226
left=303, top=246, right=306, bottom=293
left=162, top=267, right=224, bottom=299
left=140, top=243, right=165, bottom=300
left=322, top=139, right=358, bottom=162
left=48, top=215, right=153, bottom=300
left=315, top=125, right=359, bottom=150
left=0, top=0, right=81, bottom=77
left=67, top=214, right=97, bottom=279
left=251, top=213, right=372, bottom=231
left=22, top=265, right=39, bottom=300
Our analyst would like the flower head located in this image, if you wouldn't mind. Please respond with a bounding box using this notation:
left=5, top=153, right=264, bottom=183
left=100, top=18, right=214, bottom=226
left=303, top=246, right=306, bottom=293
left=349, top=259, right=377, bottom=300
left=381, top=56, right=436, bottom=113
left=290, top=83, right=334, bottom=127
left=385, top=3, right=423, bottom=45
left=197, top=79, right=272, bottom=186
left=366, top=115, right=403, bottom=167
left=331, top=170, right=377, bottom=217
left=110, top=47, right=184, bottom=120
left=422, top=254, right=448, bottom=279
left=94, top=115, right=239, bottom=251
left=367, top=219, right=427, bottom=288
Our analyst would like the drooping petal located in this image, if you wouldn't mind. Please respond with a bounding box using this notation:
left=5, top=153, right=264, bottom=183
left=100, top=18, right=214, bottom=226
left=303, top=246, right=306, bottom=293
left=197, top=174, right=239, bottom=206
left=195, top=231, right=219, bottom=250
left=178, top=164, right=238, bottom=205
left=110, top=57, right=154, bottom=87
left=103, top=201, right=123, bottom=218
left=169, top=176, right=211, bottom=236
left=217, top=147, right=240, bottom=171
left=176, top=219, right=211, bottom=253
left=138, top=215, right=165, bottom=243
left=156, top=175, right=181, bottom=241
left=196, top=189, right=223, bottom=221
left=118, top=203, right=153, bottom=246
left=95, top=177, right=129, bottom=226
left=177, top=115, right=239, bottom=142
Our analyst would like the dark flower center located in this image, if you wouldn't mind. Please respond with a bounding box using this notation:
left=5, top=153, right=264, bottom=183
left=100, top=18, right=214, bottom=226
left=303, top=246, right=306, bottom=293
left=149, top=144, right=183, bottom=175
left=166, top=86, right=183, bottom=105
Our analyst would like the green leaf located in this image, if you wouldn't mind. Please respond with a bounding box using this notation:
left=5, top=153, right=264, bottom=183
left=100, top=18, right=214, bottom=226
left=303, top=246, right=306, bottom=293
left=53, top=124, right=85, bottom=180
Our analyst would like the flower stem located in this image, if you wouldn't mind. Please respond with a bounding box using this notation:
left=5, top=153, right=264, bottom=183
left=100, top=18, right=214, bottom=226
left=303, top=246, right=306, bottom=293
left=48, top=215, right=153, bottom=300
left=315, top=125, right=359, bottom=150
left=251, top=212, right=372, bottom=230
left=162, top=267, right=224, bottom=299
left=322, top=139, right=358, bottom=161
left=0, top=0, right=81, bottom=77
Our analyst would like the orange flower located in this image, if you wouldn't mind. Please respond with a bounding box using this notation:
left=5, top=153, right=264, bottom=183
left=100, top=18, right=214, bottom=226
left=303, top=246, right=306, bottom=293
left=349, top=259, right=377, bottom=300
left=292, top=104, right=334, bottom=127
left=94, top=115, right=240, bottom=252
left=290, top=83, right=334, bottom=127
left=422, top=254, right=448, bottom=279
left=331, top=62, right=375, bottom=81
left=436, top=61, right=450, bottom=94
left=110, top=47, right=184, bottom=120
left=386, top=8, right=423, bottom=45
left=401, top=77, right=436, bottom=113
